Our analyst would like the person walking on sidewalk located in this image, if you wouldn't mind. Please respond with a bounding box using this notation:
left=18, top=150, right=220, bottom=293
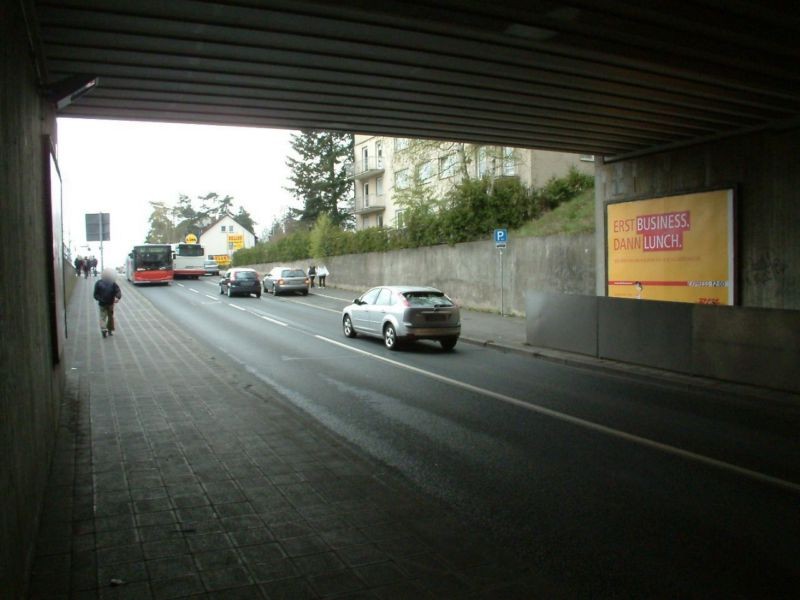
left=307, top=264, right=317, bottom=288
left=93, top=268, right=122, bottom=338
left=317, top=264, right=329, bottom=288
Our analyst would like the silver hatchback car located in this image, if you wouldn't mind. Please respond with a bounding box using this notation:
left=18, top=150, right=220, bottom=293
left=342, top=286, right=461, bottom=351
left=263, top=267, right=310, bottom=296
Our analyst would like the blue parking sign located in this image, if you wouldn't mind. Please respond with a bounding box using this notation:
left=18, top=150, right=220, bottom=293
left=494, top=228, right=508, bottom=247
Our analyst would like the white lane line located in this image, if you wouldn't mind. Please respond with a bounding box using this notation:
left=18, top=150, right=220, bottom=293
left=205, top=294, right=218, bottom=300
left=229, top=304, right=246, bottom=312
left=292, top=300, right=341, bottom=314
left=189, top=288, right=200, bottom=294
left=176, top=283, right=185, bottom=287
left=257, top=314, right=288, bottom=327
left=313, top=292, right=350, bottom=302
left=314, top=334, right=800, bottom=495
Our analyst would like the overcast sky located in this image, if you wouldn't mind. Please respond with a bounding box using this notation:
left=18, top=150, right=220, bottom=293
left=57, top=118, right=298, bottom=268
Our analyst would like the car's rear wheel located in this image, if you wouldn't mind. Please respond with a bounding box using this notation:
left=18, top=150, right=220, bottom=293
left=271, top=285, right=277, bottom=296
left=256, top=292, right=261, bottom=298
left=219, top=286, right=224, bottom=295
left=440, top=337, right=458, bottom=351
left=343, top=315, right=357, bottom=338
left=303, top=290, right=309, bottom=296
left=383, top=323, right=399, bottom=350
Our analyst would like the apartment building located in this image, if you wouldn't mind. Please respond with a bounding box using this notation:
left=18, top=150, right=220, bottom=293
left=349, top=135, right=595, bottom=230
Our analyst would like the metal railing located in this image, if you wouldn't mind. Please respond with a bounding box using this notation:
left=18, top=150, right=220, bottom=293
left=347, top=156, right=385, bottom=178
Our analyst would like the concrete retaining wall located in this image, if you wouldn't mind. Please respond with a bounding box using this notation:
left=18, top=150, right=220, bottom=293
left=1, top=7, right=64, bottom=597
left=249, top=233, right=596, bottom=315
left=526, top=291, right=800, bottom=393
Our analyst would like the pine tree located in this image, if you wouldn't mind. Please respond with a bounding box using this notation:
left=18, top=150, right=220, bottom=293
left=235, top=206, right=255, bottom=234
left=285, top=130, right=354, bottom=227
left=145, top=201, right=175, bottom=243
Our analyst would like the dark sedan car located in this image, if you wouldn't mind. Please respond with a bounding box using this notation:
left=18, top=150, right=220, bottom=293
left=219, top=268, right=261, bottom=298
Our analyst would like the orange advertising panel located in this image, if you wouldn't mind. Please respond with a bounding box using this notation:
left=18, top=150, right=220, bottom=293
left=607, top=189, right=734, bottom=305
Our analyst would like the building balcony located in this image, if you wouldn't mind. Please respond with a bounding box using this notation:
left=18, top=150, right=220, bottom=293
left=346, top=157, right=385, bottom=180
left=354, top=194, right=386, bottom=214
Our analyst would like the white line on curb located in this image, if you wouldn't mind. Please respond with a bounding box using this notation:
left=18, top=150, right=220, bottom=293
left=314, top=334, right=800, bottom=495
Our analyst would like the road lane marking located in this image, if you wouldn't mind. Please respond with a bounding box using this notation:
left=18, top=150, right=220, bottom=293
left=189, top=288, right=200, bottom=294
left=257, top=314, right=288, bottom=327
left=312, top=292, right=350, bottom=302
left=229, top=304, right=246, bottom=312
left=176, top=283, right=184, bottom=287
left=205, top=294, right=218, bottom=300
left=314, top=335, right=800, bottom=495
left=292, top=300, right=341, bottom=314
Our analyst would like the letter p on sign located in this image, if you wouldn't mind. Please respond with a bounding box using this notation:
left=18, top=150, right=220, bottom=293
left=494, top=228, right=508, bottom=248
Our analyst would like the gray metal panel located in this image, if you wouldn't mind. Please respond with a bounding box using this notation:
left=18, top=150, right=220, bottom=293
left=598, top=297, right=693, bottom=373
left=525, top=291, right=598, bottom=356
left=692, top=304, right=800, bottom=393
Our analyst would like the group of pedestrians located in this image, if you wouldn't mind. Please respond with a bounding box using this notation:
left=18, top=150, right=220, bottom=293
left=307, top=264, right=329, bottom=288
left=73, top=255, right=98, bottom=278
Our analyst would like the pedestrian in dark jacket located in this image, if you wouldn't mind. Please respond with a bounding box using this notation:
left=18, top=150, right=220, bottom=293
left=93, top=268, right=122, bottom=338
left=308, top=265, right=317, bottom=288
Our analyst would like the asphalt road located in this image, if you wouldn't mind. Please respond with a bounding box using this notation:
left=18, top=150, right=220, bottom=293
left=136, top=277, right=800, bottom=597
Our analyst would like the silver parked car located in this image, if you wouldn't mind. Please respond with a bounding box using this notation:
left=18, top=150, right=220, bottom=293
left=263, top=267, right=310, bottom=296
left=342, top=286, right=460, bottom=351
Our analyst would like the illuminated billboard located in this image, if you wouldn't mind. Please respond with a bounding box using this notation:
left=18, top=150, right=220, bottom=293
left=606, top=189, right=735, bottom=305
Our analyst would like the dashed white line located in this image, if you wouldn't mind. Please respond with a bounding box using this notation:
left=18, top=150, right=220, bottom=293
left=205, top=294, right=218, bottom=300
left=189, top=288, right=199, bottom=294
left=229, top=304, right=246, bottom=312
left=176, top=283, right=185, bottom=287
left=256, top=314, right=288, bottom=327
left=292, top=300, right=341, bottom=314
left=312, top=292, right=350, bottom=302
left=314, top=334, right=800, bottom=495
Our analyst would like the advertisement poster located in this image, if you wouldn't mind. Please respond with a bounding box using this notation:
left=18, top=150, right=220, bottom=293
left=227, top=233, right=245, bottom=251
left=607, top=189, right=735, bottom=305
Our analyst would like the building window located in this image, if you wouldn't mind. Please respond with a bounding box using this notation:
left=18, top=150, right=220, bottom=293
left=376, top=176, right=384, bottom=196
left=376, top=141, right=383, bottom=168
left=377, top=215, right=384, bottom=228
left=361, top=146, right=369, bottom=167
left=395, top=168, right=410, bottom=190
left=395, top=209, right=405, bottom=228
left=220, top=225, right=226, bottom=232
left=439, top=153, right=458, bottom=178
left=394, top=138, right=409, bottom=152
left=419, top=159, right=436, bottom=183
left=501, top=147, right=516, bottom=176
left=363, top=182, right=370, bottom=207
left=580, top=154, right=595, bottom=162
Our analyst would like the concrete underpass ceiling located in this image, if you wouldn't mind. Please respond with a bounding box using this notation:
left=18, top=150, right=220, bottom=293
left=32, top=0, right=800, bottom=159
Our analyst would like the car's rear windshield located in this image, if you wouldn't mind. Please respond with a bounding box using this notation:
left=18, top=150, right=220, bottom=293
left=282, top=269, right=306, bottom=277
left=234, top=271, right=257, bottom=279
left=403, top=291, right=453, bottom=307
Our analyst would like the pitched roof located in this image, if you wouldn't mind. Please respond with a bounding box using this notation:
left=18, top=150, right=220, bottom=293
left=198, top=213, right=255, bottom=236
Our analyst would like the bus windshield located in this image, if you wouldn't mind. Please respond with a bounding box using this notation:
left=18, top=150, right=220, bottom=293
left=134, top=246, right=172, bottom=270
left=175, top=243, right=204, bottom=257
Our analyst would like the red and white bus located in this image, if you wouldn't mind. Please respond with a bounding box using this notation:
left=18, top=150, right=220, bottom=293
left=171, top=242, right=205, bottom=279
left=126, top=244, right=174, bottom=284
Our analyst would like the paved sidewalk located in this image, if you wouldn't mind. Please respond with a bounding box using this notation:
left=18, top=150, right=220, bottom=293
left=27, top=278, right=558, bottom=599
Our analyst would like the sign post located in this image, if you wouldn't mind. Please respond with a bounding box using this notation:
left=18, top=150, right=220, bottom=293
left=494, top=229, right=508, bottom=316
left=85, top=212, right=110, bottom=271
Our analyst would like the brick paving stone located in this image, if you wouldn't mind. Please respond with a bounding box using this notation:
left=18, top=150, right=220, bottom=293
left=27, top=278, right=557, bottom=600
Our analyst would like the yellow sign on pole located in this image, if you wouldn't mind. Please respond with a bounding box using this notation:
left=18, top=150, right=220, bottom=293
left=185, top=233, right=198, bottom=244
left=227, top=233, right=244, bottom=251
left=211, top=254, right=231, bottom=267
left=606, top=189, right=734, bottom=305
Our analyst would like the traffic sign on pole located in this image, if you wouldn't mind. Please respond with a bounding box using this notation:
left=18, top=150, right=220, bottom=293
left=494, top=228, right=508, bottom=248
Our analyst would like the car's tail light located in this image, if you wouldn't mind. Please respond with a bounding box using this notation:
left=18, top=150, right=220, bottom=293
left=305, top=278, right=310, bottom=284
left=396, top=293, right=410, bottom=307
left=278, top=279, right=285, bottom=285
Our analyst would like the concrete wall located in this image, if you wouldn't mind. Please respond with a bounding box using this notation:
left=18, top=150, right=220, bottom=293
left=594, top=127, right=800, bottom=310
left=249, top=233, right=596, bottom=315
left=526, top=292, right=800, bottom=393
left=0, top=6, right=64, bottom=597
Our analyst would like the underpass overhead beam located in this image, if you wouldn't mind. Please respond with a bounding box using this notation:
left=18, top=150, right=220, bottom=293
left=33, top=0, right=800, bottom=156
